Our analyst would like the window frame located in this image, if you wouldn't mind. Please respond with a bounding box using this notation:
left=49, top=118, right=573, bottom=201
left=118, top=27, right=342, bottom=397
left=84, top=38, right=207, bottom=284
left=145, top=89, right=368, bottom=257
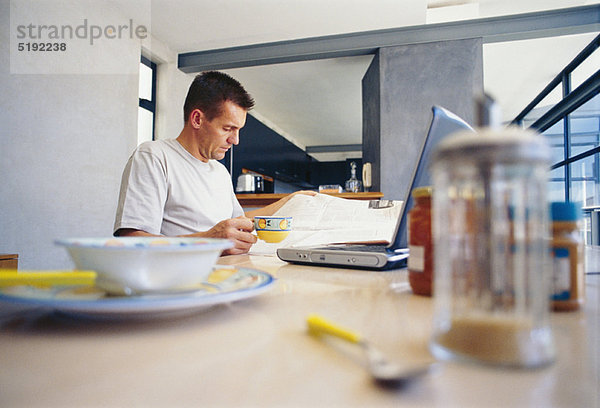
left=512, top=34, right=600, bottom=203
left=139, top=55, right=157, bottom=141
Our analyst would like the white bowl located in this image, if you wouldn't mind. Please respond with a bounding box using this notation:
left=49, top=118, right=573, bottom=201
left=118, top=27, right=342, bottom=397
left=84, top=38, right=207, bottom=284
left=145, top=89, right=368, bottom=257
left=55, top=237, right=233, bottom=294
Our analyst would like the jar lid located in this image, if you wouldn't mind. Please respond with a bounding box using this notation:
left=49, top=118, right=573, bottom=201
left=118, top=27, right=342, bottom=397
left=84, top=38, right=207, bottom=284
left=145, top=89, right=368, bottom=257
left=411, top=186, right=432, bottom=198
left=431, top=127, right=551, bottom=165
left=551, top=202, right=581, bottom=221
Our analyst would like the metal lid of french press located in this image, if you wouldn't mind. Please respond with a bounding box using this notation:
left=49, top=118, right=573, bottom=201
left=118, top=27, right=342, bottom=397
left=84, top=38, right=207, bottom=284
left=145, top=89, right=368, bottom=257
left=431, top=95, right=551, bottom=165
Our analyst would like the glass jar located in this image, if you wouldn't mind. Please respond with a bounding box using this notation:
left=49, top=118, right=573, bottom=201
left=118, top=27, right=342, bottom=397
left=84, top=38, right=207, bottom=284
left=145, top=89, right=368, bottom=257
left=408, top=186, right=433, bottom=296
left=429, top=127, right=555, bottom=368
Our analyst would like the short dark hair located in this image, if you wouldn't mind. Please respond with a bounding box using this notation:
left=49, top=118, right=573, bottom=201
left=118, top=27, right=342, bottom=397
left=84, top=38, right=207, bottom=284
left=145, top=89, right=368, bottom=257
left=183, top=71, right=255, bottom=123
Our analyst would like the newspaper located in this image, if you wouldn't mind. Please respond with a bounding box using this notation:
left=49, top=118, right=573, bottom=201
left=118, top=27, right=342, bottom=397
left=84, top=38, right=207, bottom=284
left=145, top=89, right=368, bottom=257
left=249, top=193, right=403, bottom=255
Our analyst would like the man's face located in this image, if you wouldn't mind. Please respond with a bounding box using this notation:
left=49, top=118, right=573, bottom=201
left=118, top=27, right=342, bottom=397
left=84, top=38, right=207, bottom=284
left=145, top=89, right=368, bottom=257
left=197, top=100, right=247, bottom=161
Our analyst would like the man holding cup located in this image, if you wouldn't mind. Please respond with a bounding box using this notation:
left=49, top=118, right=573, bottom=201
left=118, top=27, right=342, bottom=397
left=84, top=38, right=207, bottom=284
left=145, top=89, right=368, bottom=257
left=114, top=71, right=314, bottom=254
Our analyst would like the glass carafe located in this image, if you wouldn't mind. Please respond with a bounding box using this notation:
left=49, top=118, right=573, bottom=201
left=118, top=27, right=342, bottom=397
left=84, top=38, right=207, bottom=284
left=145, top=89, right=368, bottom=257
left=345, top=161, right=362, bottom=193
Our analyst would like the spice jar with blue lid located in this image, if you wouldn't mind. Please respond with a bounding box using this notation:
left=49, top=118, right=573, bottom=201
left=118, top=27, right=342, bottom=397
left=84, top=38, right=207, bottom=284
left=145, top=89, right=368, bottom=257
left=550, top=201, right=584, bottom=311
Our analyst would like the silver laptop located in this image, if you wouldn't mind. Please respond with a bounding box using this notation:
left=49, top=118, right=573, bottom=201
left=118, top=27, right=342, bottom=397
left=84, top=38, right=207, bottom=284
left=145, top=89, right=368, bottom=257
left=277, top=106, right=474, bottom=270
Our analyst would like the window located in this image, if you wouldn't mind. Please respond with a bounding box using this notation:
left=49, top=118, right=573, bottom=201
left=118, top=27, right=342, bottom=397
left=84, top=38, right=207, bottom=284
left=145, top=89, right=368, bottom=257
left=138, top=55, right=156, bottom=145
left=513, top=34, right=599, bottom=243
left=545, top=95, right=600, bottom=206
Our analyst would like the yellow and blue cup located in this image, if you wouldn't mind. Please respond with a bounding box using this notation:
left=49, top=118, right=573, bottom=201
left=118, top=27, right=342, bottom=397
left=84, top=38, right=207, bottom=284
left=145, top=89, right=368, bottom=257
left=254, top=216, right=293, bottom=243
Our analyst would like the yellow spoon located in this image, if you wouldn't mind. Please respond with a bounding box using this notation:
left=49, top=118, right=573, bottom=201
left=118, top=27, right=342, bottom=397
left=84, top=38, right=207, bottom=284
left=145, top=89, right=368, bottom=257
left=0, top=269, right=96, bottom=287
left=307, top=314, right=433, bottom=388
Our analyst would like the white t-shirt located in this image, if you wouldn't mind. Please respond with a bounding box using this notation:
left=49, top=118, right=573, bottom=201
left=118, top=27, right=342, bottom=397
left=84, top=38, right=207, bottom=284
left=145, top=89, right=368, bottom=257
left=114, top=139, right=244, bottom=236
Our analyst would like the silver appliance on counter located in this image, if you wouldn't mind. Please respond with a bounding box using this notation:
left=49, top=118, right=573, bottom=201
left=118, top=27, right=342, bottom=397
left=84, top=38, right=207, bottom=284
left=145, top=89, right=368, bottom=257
left=236, top=173, right=264, bottom=193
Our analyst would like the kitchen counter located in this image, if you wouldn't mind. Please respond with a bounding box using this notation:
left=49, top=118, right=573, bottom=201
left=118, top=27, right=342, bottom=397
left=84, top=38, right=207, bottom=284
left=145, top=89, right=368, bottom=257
left=236, top=191, right=384, bottom=207
left=0, top=247, right=598, bottom=407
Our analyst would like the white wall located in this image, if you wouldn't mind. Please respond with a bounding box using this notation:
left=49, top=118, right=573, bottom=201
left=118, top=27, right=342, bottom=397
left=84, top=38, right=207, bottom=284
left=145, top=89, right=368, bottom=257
left=0, top=0, right=196, bottom=269
left=140, top=32, right=193, bottom=142
left=154, top=60, right=193, bottom=141
left=0, top=0, right=139, bottom=269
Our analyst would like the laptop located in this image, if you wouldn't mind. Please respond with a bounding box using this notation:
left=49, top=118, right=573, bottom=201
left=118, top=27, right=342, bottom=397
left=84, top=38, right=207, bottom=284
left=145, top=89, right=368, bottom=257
left=277, top=106, right=474, bottom=270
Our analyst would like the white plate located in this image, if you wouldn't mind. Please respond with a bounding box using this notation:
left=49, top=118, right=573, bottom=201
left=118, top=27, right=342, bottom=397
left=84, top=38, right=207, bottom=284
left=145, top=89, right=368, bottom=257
left=0, top=267, right=274, bottom=320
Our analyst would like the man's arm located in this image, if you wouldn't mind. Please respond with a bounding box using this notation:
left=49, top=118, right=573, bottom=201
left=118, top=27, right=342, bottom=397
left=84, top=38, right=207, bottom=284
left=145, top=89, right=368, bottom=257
left=244, top=190, right=317, bottom=218
left=114, top=228, right=155, bottom=237
left=115, top=216, right=257, bottom=256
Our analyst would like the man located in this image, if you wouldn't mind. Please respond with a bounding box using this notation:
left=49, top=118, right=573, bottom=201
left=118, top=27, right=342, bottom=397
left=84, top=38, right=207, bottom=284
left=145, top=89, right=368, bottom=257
left=114, top=71, right=314, bottom=254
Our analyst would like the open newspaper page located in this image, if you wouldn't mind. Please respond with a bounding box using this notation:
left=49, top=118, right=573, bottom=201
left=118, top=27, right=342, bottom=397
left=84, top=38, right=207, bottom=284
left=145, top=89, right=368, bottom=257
left=249, top=193, right=403, bottom=255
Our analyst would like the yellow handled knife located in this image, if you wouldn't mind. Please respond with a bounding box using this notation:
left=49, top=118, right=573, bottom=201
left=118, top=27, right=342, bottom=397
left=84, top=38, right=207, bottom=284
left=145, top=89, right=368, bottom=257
left=0, top=269, right=96, bottom=287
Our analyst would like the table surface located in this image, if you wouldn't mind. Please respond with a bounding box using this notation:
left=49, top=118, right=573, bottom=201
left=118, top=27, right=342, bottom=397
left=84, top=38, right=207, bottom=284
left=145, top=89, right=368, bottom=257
left=0, top=249, right=598, bottom=408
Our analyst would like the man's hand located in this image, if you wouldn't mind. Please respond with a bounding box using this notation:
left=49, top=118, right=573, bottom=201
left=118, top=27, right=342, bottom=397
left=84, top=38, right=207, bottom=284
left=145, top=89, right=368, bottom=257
left=203, top=216, right=257, bottom=255
left=116, top=217, right=257, bottom=255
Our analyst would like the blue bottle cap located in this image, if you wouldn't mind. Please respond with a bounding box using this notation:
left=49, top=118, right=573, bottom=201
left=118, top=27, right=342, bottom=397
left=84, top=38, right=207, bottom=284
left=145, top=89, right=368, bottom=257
left=550, top=202, right=581, bottom=221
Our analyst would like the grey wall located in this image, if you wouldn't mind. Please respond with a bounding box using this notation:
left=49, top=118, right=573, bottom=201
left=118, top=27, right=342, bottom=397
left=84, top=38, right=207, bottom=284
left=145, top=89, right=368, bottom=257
left=362, top=52, right=382, bottom=194
left=0, top=1, right=138, bottom=269
left=363, top=38, right=483, bottom=200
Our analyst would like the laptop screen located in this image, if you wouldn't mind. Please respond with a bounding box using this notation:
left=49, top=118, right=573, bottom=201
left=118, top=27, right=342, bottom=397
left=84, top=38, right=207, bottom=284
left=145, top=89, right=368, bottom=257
left=388, top=106, right=474, bottom=249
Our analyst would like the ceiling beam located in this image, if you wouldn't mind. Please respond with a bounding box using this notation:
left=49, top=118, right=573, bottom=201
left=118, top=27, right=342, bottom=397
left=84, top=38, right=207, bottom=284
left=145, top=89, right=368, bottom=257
left=306, top=144, right=362, bottom=153
left=179, top=5, right=600, bottom=72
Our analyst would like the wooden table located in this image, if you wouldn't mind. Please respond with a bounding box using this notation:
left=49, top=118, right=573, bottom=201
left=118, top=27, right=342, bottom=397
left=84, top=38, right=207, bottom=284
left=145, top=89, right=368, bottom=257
left=0, top=253, right=18, bottom=269
left=0, top=249, right=598, bottom=407
left=236, top=192, right=384, bottom=207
